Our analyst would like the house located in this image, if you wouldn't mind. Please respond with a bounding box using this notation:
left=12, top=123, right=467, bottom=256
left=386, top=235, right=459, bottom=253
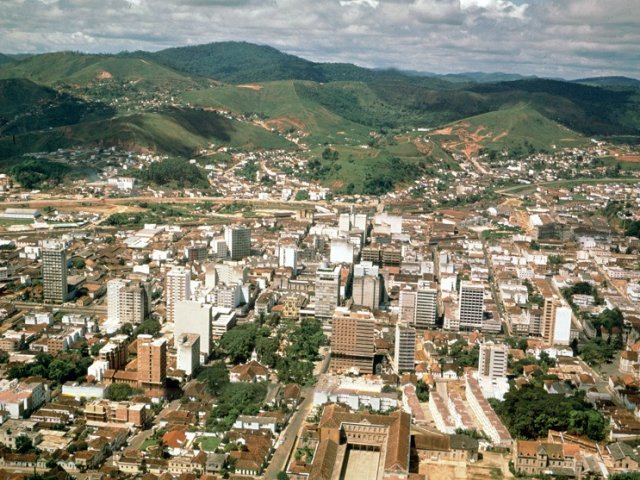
left=607, top=442, right=640, bottom=472
left=162, top=430, right=188, bottom=456
left=513, top=440, right=584, bottom=478
left=233, top=415, right=278, bottom=434
left=229, top=433, right=272, bottom=477
left=229, top=360, right=269, bottom=383
left=167, top=452, right=207, bottom=476
left=414, top=432, right=479, bottom=463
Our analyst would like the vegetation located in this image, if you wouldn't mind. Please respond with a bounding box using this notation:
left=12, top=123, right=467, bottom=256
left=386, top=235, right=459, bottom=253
left=493, top=385, right=607, bottom=441
left=9, top=351, right=93, bottom=386
left=9, top=159, right=72, bottom=189
left=107, top=383, right=137, bottom=401
left=208, top=382, right=268, bottom=432
left=139, top=157, right=210, bottom=189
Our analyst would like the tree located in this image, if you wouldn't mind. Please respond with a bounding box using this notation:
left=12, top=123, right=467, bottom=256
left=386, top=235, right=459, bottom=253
left=198, top=362, right=230, bottom=396
left=295, top=190, right=310, bottom=201
left=256, top=336, right=280, bottom=368
left=220, top=324, right=263, bottom=363
left=15, top=435, right=34, bottom=454
left=277, top=472, right=290, bottom=480
left=107, top=383, right=134, bottom=401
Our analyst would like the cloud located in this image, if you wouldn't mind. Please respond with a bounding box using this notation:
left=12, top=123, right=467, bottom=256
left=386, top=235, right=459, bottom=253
left=0, top=0, right=638, bottom=78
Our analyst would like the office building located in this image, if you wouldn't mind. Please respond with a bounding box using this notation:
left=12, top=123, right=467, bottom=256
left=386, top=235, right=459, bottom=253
left=330, top=238, right=354, bottom=264
left=277, top=245, right=298, bottom=271
left=394, top=324, right=416, bottom=373
left=314, top=264, right=341, bottom=320
left=42, top=240, right=67, bottom=303
left=136, top=335, right=167, bottom=389
left=330, top=308, right=375, bottom=375
left=415, top=280, right=438, bottom=330
left=535, top=279, right=572, bottom=345
left=174, top=301, right=212, bottom=359
left=459, top=281, right=484, bottom=329
left=478, top=342, right=508, bottom=381
left=398, top=286, right=417, bottom=326
left=184, top=243, right=208, bottom=263
left=352, top=274, right=380, bottom=310
left=165, top=266, right=191, bottom=323
left=98, top=335, right=129, bottom=371
left=224, top=225, right=251, bottom=261
left=176, top=333, right=200, bottom=377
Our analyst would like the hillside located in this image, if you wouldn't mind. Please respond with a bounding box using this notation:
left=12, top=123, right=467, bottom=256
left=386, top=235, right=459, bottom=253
left=0, top=51, right=202, bottom=88
left=0, top=107, right=293, bottom=160
left=0, top=78, right=115, bottom=135
left=0, top=54, right=14, bottom=66
left=573, top=76, right=640, bottom=88
left=428, top=104, right=587, bottom=159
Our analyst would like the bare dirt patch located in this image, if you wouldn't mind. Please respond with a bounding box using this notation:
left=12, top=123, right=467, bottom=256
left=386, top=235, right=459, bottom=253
left=96, top=71, right=113, bottom=80
left=237, top=84, right=263, bottom=91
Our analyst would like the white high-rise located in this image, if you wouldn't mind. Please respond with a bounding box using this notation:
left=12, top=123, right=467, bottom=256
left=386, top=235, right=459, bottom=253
left=315, top=264, right=341, bottom=320
left=174, top=301, right=212, bottom=359
left=478, top=342, right=508, bottom=381
left=415, top=280, right=437, bottom=330
left=166, top=266, right=191, bottom=323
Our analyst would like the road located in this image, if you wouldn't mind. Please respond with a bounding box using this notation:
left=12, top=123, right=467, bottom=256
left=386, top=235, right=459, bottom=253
left=262, top=386, right=315, bottom=479
left=482, top=241, right=507, bottom=334
left=11, top=301, right=107, bottom=315
left=262, top=351, right=330, bottom=479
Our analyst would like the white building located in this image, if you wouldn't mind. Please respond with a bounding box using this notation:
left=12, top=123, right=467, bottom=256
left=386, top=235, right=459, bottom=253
left=176, top=333, right=200, bottom=377
left=174, top=301, right=212, bottom=360
left=166, top=266, right=192, bottom=323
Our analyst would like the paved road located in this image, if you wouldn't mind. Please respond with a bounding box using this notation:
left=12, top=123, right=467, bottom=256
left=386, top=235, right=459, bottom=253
left=12, top=301, right=107, bottom=315
left=262, top=386, right=315, bottom=479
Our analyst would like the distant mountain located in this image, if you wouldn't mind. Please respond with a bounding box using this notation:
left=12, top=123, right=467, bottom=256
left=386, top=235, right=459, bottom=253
left=572, top=76, right=640, bottom=88
left=439, top=72, right=535, bottom=83
left=0, top=54, right=15, bottom=66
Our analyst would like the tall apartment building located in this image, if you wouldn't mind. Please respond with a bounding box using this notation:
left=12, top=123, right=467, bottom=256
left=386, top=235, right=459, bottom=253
left=278, top=245, right=298, bottom=271
left=136, top=335, right=167, bottom=389
left=535, top=279, right=572, bottom=345
left=176, top=333, right=200, bottom=377
left=98, top=335, right=129, bottom=370
left=330, top=308, right=375, bottom=375
left=165, top=266, right=191, bottom=323
left=478, top=342, right=508, bottom=381
left=42, top=240, right=67, bottom=303
left=174, top=301, right=212, bottom=359
left=352, top=262, right=380, bottom=310
left=399, top=281, right=437, bottom=331
left=314, top=264, right=341, bottom=321
left=415, top=280, right=437, bottom=330
left=224, top=225, right=251, bottom=261
left=394, top=324, right=416, bottom=373
left=459, top=281, right=484, bottom=330
left=107, top=279, right=149, bottom=325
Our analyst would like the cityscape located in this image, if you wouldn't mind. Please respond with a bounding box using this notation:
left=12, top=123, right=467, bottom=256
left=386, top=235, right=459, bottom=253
left=1, top=1, right=640, bottom=480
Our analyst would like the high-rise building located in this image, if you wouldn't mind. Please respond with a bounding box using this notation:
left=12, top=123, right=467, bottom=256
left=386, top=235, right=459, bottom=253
left=330, top=308, right=375, bottom=374
left=399, top=287, right=417, bottom=325
left=535, top=279, right=571, bottom=345
left=459, top=281, right=484, bottom=329
left=278, top=245, right=298, bottom=271
left=394, top=324, right=416, bottom=373
left=314, top=264, right=341, bottom=320
left=224, top=225, right=251, bottom=261
left=136, top=335, right=166, bottom=389
left=184, top=243, right=208, bottom=263
left=98, top=334, right=129, bottom=371
left=478, top=342, right=508, bottom=381
left=108, top=279, right=149, bottom=325
left=352, top=275, right=380, bottom=310
left=176, top=333, right=200, bottom=377
left=42, top=240, right=67, bottom=303
left=415, top=280, right=437, bottom=330
left=165, top=266, right=191, bottom=323
left=174, top=301, right=212, bottom=359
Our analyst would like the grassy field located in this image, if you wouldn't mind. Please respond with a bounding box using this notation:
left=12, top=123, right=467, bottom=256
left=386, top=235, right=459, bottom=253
left=196, top=437, right=221, bottom=452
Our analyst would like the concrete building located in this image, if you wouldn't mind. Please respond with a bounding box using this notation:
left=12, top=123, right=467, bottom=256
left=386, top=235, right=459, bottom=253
left=478, top=342, right=508, bottom=381
left=459, top=281, right=484, bottom=330
left=330, top=238, right=354, bottom=264
left=352, top=274, right=380, bottom=310
left=277, top=245, right=298, bottom=271
left=107, top=279, right=149, bottom=326
left=330, top=308, right=375, bottom=375
left=313, top=375, right=398, bottom=412
left=416, top=280, right=438, bottom=330
left=176, top=333, right=200, bottom=377
left=536, top=279, right=572, bottom=345
left=314, top=264, right=341, bottom=321
left=42, top=240, right=67, bottom=303
left=174, top=301, right=212, bottom=359
left=98, top=335, right=129, bottom=371
left=136, top=335, right=166, bottom=389
left=166, top=266, right=191, bottom=323
left=394, top=324, right=416, bottom=373
left=224, top=225, right=251, bottom=261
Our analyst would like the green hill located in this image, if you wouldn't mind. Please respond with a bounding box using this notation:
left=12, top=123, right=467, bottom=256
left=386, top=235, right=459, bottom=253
left=429, top=104, right=587, bottom=159
left=0, top=51, right=201, bottom=88
left=0, top=107, right=293, bottom=160
left=0, top=78, right=115, bottom=135
left=181, top=80, right=370, bottom=144
left=0, top=54, right=15, bottom=66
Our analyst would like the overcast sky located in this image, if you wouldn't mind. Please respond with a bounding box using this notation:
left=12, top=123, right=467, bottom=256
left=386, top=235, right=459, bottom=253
left=1, top=0, right=639, bottom=79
